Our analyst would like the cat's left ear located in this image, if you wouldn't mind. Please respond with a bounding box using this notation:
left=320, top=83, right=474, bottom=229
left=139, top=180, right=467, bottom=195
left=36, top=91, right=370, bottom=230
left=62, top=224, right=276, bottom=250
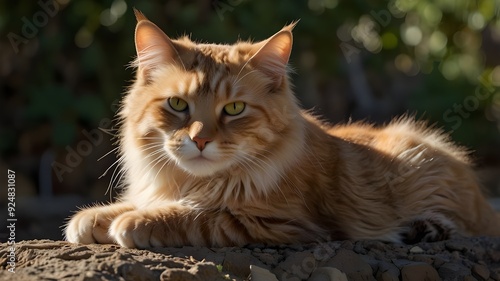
left=249, top=22, right=297, bottom=89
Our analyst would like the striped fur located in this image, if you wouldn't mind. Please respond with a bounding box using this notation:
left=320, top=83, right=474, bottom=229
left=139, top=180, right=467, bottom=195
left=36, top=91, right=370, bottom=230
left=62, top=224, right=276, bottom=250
left=64, top=11, right=500, bottom=248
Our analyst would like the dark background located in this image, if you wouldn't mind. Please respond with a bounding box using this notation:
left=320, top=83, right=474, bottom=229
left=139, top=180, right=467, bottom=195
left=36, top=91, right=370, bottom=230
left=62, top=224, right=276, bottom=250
left=1, top=0, right=499, bottom=241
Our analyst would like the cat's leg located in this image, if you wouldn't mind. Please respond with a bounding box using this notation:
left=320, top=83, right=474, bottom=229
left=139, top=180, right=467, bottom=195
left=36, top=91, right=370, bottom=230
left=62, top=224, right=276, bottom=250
left=400, top=213, right=457, bottom=244
left=109, top=203, right=242, bottom=248
left=65, top=202, right=135, bottom=244
left=108, top=202, right=312, bottom=248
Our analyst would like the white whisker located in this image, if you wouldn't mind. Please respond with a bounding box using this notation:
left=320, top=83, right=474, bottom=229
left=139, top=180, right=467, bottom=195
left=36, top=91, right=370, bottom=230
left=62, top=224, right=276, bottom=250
left=232, top=69, right=259, bottom=86
left=233, top=55, right=255, bottom=86
left=99, top=158, right=121, bottom=179
left=152, top=155, right=171, bottom=183
left=98, top=147, right=119, bottom=161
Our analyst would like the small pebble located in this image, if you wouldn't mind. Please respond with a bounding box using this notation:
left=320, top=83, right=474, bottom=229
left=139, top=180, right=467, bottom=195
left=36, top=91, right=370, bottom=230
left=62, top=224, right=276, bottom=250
left=250, top=265, right=279, bottom=281
left=409, top=246, right=424, bottom=254
left=262, top=248, right=277, bottom=254
left=401, top=262, right=440, bottom=281
left=309, top=267, right=348, bottom=281
left=392, top=259, right=413, bottom=269
left=340, top=240, right=354, bottom=250
left=438, top=262, right=471, bottom=281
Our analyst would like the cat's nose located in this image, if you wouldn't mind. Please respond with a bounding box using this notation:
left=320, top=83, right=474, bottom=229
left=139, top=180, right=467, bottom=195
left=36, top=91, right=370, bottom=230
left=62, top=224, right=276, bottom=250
left=192, top=136, right=212, bottom=151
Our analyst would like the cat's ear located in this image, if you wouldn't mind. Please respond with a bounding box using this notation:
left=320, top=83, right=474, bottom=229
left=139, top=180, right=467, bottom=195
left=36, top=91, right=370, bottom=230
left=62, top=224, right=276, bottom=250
left=133, top=9, right=182, bottom=80
left=249, top=22, right=297, bottom=89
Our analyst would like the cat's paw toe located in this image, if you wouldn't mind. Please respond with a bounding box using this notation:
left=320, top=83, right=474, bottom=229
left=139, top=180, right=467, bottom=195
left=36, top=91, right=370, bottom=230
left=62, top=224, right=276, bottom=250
left=109, top=211, right=160, bottom=248
left=65, top=212, right=95, bottom=244
left=401, top=216, right=455, bottom=244
left=65, top=209, right=114, bottom=244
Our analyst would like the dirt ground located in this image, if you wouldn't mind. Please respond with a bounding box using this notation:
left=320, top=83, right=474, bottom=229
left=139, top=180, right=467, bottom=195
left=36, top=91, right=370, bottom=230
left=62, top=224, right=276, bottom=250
left=1, top=237, right=499, bottom=281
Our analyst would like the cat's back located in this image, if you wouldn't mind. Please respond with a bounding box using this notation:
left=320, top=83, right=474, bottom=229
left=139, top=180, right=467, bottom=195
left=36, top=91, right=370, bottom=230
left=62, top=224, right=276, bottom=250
left=326, top=118, right=470, bottom=164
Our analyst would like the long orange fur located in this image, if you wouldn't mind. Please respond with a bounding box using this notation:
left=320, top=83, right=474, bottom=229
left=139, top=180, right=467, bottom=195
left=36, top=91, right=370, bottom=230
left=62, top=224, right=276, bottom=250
left=65, top=10, right=500, bottom=248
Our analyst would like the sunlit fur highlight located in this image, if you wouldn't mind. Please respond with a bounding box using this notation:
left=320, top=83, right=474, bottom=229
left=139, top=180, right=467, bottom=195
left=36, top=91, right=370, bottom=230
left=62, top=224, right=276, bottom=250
left=65, top=11, right=500, bottom=248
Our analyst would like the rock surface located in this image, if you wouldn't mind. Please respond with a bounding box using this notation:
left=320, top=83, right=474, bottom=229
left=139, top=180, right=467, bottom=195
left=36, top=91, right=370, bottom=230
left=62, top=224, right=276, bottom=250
left=1, top=237, right=499, bottom=281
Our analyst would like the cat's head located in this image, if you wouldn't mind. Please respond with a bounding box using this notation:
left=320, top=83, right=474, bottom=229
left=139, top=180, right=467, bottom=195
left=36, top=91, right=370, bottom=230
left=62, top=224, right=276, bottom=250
left=120, top=10, right=303, bottom=179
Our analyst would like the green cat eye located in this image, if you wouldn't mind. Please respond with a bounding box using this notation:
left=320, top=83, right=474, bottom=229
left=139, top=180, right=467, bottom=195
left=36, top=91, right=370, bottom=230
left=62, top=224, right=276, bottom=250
left=224, top=102, right=245, bottom=116
left=168, top=97, right=188, bottom=112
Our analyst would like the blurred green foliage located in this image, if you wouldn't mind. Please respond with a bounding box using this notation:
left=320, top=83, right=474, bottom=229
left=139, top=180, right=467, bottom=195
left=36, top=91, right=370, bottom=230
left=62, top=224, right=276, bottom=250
left=1, top=0, right=499, bottom=165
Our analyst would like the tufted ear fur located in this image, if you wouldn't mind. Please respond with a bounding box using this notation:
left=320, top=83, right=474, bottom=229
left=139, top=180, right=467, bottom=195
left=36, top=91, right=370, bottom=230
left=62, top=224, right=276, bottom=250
left=249, top=22, right=297, bottom=89
left=133, top=9, right=182, bottom=81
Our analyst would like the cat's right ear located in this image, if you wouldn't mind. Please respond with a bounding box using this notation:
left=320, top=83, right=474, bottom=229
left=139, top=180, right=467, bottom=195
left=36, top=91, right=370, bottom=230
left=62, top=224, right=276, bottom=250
left=248, top=22, right=297, bottom=90
left=133, top=9, right=181, bottom=80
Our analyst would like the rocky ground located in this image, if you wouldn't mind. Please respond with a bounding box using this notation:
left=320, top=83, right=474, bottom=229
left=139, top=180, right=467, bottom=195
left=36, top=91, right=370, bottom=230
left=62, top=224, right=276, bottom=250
left=1, top=237, right=499, bottom=281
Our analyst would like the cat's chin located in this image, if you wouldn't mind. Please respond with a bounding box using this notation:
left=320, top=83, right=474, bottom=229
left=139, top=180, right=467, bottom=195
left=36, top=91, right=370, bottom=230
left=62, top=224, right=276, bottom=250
left=177, top=156, right=228, bottom=177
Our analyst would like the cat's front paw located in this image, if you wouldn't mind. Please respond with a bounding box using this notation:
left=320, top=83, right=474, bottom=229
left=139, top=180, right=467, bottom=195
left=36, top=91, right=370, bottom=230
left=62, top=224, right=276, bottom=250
left=109, top=211, right=164, bottom=248
left=65, top=203, right=135, bottom=245
left=65, top=208, right=115, bottom=244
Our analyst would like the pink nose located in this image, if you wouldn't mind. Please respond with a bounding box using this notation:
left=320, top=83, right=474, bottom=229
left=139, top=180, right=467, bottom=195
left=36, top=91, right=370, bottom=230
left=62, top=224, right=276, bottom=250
left=192, top=136, right=212, bottom=151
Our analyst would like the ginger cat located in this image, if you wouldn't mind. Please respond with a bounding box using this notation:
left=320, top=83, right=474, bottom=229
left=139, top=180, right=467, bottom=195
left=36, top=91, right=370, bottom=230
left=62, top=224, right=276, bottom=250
left=65, top=10, right=500, bottom=248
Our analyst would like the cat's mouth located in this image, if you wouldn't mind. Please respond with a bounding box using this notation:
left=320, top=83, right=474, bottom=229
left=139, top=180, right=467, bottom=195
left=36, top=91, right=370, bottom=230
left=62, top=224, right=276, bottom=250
left=177, top=153, right=225, bottom=177
left=165, top=140, right=231, bottom=176
left=191, top=155, right=211, bottom=161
